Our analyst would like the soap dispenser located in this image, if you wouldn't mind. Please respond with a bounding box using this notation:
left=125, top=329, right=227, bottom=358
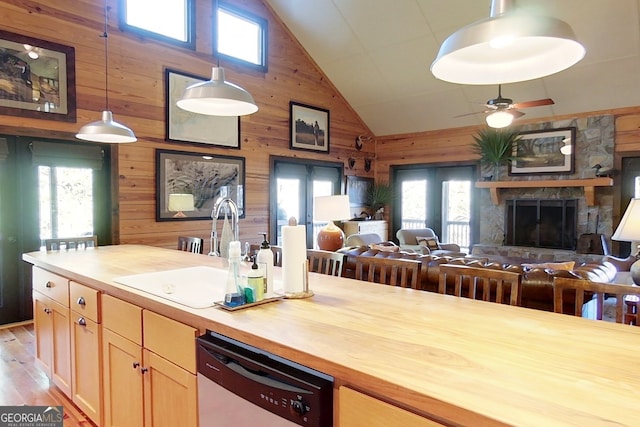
left=257, top=233, right=274, bottom=296
left=247, top=256, right=264, bottom=302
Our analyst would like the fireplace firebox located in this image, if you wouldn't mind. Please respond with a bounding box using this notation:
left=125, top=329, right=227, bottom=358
left=504, top=199, right=577, bottom=250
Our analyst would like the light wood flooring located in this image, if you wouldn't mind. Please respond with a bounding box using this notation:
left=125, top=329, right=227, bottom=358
left=0, top=323, right=95, bottom=426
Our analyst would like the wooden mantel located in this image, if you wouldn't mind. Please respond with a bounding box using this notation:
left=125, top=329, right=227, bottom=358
left=475, top=177, right=614, bottom=206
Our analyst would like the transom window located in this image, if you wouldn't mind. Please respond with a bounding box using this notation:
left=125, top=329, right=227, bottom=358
left=120, top=0, right=195, bottom=49
left=216, top=2, right=268, bottom=72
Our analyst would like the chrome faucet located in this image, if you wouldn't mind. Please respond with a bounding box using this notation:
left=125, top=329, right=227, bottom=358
left=209, top=197, right=240, bottom=256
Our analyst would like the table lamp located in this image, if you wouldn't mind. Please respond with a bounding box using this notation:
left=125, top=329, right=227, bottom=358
left=168, top=193, right=195, bottom=218
left=612, top=198, right=640, bottom=285
left=314, top=195, right=351, bottom=251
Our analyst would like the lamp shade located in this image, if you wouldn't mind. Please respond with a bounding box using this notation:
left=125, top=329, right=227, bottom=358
left=431, top=2, right=585, bottom=85
left=176, top=67, right=258, bottom=116
left=485, top=110, right=513, bottom=128
left=76, top=111, right=137, bottom=143
left=612, top=199, right=640, bottom=242
left=314, top=195, right=351, bottom=222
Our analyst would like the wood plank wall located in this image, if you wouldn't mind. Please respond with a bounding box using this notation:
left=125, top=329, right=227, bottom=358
left=1, top=0, right=639, bottom=251
left=0, top=0, right=375, bottom=251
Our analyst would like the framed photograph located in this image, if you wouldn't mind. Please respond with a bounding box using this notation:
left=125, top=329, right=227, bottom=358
left=156, top=149, right=245, bottom=221
left=165, top=68, right=240, bottom=148
left=289, top=101, right=330, bottom=152
left=0, top=30, right=76, bottom=122
left=509, top=127, right=576, bottom=175
left=346, top=176, right=374, bottom=207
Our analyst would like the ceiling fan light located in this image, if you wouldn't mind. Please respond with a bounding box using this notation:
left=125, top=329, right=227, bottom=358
left=486, top=110, right=514, bottom=128
left=177, top=67, right=258, bottom=116
left=76, top=111, right=137, bottom=143
left=431, top=9, right=585, bottom=85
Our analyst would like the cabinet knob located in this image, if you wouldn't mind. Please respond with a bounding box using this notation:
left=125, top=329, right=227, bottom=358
left=45, top=281, right=53, bottom=288
left=76, top=296, right=86, bottom=306
left=133, top=362, right=140, bottom=369
left=43, top=307, right=51, bottom=314
left=140, top=367, right=149, bottom=374
left=77, top=317, right=86, bottom=326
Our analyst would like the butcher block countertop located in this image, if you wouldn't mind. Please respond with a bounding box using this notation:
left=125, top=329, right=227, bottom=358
left=23, top=245, right=640, bottom=427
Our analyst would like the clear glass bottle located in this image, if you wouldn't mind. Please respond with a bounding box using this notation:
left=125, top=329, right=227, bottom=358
left=224, top=241, right=244, bottom=307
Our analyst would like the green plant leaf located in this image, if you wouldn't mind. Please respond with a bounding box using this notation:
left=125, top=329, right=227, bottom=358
left=472, top=128, right=521, bottom=165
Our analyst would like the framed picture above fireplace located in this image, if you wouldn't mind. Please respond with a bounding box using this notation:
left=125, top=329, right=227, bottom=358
left=509, top=127, right=575, bottom=175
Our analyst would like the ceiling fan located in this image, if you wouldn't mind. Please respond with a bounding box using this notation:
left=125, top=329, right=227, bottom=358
left=457, top=85, right=555, bottom=128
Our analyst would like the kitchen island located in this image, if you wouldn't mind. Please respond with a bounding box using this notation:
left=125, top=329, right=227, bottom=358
left=23, top=245, right=640, bottom=426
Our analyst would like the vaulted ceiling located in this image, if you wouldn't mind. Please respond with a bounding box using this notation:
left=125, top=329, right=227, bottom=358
left=265, top=0, right=640, bottom=136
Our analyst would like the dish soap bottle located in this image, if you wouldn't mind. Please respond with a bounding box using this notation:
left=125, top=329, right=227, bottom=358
left=224, top=241, right=245, bottom=307
left=247, top=256, right=264, bottom=302
left=257, top=233, right=274, bottom=296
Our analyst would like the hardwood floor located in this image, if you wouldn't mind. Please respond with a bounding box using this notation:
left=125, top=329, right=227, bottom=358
left=0, top=323, right=95, bottom=426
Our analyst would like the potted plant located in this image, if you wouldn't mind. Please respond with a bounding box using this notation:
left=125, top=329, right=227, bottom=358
left=366, top=181, right=393, bottom=220
left=472, top=128, right=521, bottom=181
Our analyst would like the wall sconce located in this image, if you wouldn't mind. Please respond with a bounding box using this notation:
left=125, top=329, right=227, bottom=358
left=364, top=158, right=372, bottom=172
left=348, top=157, right=356, bottom=170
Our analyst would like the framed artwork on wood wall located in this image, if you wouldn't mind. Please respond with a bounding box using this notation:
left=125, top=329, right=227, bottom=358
left=156, top=149, right=245, bottom=221
left=289, top=101, right=330, bottom=153
left=509, top=127, right=576, bottom=175
left=165, top=68, right=241, bottom=148
left=0, top=30, right=76, bottom=122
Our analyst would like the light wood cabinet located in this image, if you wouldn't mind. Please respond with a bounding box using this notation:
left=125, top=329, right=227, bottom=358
left=101, top=294, right=198, bottom=427
left=338, top=387, right=446, bottom=427
left=343, top=220, right=388, bottom=241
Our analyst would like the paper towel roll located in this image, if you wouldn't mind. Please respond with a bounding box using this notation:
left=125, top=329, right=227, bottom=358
left=282, top=224, right=307, bottom=293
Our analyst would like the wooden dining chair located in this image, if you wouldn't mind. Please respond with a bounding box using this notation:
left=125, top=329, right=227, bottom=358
left=177, top=236, right=204, bottom=254
left=307, top=249, right=345, bottom=277
left=354, top=256, right=421, bottom=289
left=553, top=277, right=640, bottom=325
left=249, top=244, right=283, bottom=266
left=438, top=264, right=521, bottom=306
left=43, top=236, right=98, bottom=251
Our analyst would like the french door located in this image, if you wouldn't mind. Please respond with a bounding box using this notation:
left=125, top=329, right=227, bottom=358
left=270, top=157, right=343, bottom=248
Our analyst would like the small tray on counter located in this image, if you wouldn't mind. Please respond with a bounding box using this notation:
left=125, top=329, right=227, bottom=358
left=214, top=295, right=283, bottom=311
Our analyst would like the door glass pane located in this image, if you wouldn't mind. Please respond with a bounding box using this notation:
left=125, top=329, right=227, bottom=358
left=276, top=178, right=300, bottom=245
left=39, top=166, right=94, bottom=244
left=312, top=180, right=333, bottom=249
left=401, top=180, right=427, bottom=229
left=442, top=180, right=471, bottom=252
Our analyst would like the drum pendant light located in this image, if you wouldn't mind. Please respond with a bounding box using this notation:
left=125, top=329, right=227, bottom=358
left=431, top=0, right=585, bottom=85
left=177, top=66, right=258, bottom=116
left=77, top=0, right=136, bottom=143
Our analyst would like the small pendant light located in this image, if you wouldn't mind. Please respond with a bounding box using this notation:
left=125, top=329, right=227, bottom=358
left=77, top=0, right=136, bottom=143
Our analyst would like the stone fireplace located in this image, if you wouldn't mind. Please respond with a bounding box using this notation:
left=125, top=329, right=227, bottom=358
left=505, top=199, right=577, bottom=250
left=475, top=115, right=614, bottom=261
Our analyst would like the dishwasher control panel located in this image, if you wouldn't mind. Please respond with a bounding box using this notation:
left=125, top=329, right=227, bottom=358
left=197, top=331, right=333, bottom=427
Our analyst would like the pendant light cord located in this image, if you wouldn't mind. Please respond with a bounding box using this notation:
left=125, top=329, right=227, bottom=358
left=100, top=0, right=109, bottom=111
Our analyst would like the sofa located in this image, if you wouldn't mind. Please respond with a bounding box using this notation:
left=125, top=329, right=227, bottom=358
left=396, top=228, right=466, bottom=257
left=338, top=245, right=620, bottom=313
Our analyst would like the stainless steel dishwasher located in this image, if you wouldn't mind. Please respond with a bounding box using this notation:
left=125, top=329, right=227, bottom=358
left=196, top=331, right=333, bottom=427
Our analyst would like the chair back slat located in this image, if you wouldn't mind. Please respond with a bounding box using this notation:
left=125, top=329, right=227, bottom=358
left=43, top=236, right=98, bottom=251
left=307, top=249, right=345, bottom=277
left=177, top=236, right=203, bottom=254
left=354, top=256, right=421, bottom=289
left=438, top=264, right=521, bottom=306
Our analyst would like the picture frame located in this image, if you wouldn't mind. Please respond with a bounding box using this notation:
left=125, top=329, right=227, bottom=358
left=165, top=68, right=240, bottom=148
left=346, top=176, right=374, bottom=207
left=0, top=30, right=76, bottom=122
left=156, top=149, right=245, bottom=221
left=509, top=127, right=576, bottom=175
left=289, top=101, right=330, bottom=153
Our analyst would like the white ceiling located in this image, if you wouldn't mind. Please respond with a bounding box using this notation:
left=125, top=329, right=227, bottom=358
left=265, top=0, right=640, bottom=136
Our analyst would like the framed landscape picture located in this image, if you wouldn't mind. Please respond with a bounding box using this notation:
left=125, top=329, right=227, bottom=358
left=289, top=101, right=330, bottom=153
left=0, top=30, right=76, bottom=122
left=509, top=127, right=576, bottom=175
left=165, top=68, right=240, bottom=148
left=156, top=149, right=245, bottom=221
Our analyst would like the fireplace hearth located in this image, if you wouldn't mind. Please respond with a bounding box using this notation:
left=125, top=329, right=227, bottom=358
left=504, top=199, right=577, bottom=250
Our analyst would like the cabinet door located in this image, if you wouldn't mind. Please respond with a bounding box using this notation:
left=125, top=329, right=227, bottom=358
left=70, top=314, right=102, bottom=425
left=143, top=349, right=197, bottom=427
left=338, top=387, right=446, bottom=427
left=33, top=292, right=53, bottom=376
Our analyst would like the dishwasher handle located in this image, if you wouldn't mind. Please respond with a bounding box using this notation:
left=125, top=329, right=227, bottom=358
left=225, top=359, right=311, bottom=394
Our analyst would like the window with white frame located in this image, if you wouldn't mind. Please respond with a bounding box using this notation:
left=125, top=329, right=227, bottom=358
left=120, top=0, right=194, bottom=48
left=216, top=2, right=268, bottom=72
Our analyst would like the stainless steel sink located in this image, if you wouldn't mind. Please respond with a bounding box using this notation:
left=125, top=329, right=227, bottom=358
left=113, top=266, right=228, bottom=309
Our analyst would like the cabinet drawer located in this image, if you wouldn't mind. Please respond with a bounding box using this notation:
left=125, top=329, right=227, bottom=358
left=70, top=281, right=100, bottom=323
left=33, top=267, right=69, bottom=306
left=143, top=310, right=197, bottom=374
left=102, top=294, right=142, bottom=345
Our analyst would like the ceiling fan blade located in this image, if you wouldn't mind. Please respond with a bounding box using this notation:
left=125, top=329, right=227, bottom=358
left=512, top=98, right=554, bottom=109
left=511, top=110, right=526, bottom=119
left=453, top=110, right=488, bottom=118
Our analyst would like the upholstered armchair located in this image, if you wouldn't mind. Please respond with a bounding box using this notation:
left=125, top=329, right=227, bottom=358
left=396, top=228, right=465, bottom=256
